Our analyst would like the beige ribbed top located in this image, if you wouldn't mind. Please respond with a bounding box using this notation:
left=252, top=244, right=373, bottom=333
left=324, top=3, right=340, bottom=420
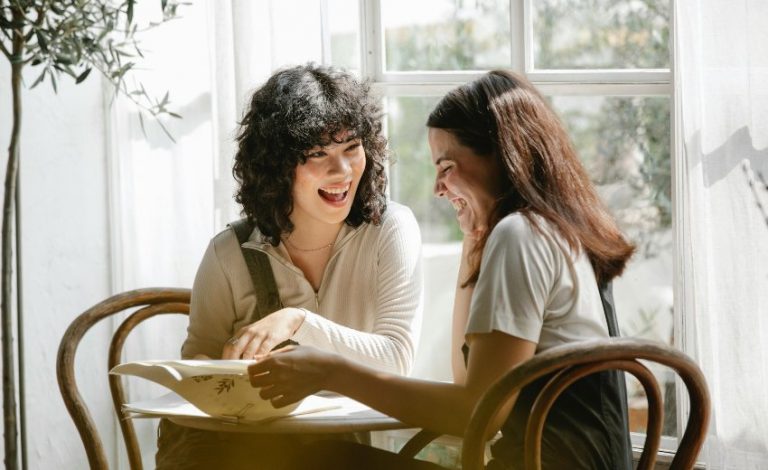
left=181, top=202, right=423, bottom=375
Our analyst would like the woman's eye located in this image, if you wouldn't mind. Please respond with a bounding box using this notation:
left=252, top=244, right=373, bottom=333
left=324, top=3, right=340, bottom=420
left=306, top=151, right=325, bottom=159
left=440, top=165, right=452, bottom=175
left=345, top=142, right=362, bottom=153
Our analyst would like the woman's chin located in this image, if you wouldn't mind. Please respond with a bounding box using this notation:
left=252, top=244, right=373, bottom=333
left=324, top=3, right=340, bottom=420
left=457, top=217, right=488, bottom=239
left=457, top=218, right=476, bottom=236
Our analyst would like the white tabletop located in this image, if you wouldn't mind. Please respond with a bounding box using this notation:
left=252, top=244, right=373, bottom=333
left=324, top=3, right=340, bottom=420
left=125, top=392, right=414, bottom=434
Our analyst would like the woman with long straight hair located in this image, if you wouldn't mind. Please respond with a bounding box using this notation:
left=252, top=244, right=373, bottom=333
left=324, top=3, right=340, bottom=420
left=250, top=70, right=635, bottom=470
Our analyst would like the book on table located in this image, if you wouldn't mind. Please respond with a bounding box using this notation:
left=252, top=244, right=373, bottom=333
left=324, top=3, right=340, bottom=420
left=110, top=359, right=337, bottom=423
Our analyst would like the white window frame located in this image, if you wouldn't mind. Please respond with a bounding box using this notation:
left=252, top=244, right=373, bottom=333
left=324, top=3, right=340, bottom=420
left=345, top=0, right=682, bottom=458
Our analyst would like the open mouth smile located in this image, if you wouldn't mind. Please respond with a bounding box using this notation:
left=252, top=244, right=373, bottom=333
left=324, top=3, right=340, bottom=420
left=450, top=198, right=467, bottom=211
left=318, top=183, right=351, bottom=204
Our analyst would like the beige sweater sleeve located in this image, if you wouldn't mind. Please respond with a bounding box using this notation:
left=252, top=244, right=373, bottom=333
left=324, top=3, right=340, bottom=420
left=293, top=206, right=423, bottom=375
left=181, top=235, right=239, bottom=359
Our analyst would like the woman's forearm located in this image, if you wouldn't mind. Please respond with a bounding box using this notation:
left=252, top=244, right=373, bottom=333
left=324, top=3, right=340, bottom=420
left=451, top=237, right=477, bottom=384
left=293, top=311, right=414, bottom=375
left=329, top=356, right=476, bottom=437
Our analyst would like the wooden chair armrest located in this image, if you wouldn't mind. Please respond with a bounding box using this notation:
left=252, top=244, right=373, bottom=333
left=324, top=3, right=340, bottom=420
left=397, top=429, right=442, bottom=458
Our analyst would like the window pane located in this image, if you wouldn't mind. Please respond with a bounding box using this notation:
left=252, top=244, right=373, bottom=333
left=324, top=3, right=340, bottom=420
left=382, top=0, right=510, bottom=72
left=532, top=0, right=670, bottom=69
left=328, top=0, right=360, bottom=72
left=552, top=95, right=675, bottom=436
left=387, top=97, right=462, bottom=242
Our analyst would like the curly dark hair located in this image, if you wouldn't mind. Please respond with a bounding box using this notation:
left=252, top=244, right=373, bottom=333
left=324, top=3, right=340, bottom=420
left=233, top=63, right=388, bottom=245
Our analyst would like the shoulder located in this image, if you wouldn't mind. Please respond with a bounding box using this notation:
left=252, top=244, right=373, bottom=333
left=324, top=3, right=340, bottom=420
left=487, top=213, right=544, bottom=248
left=211, top=224, right=239, bottom=252
left=483, top=213, right=564, bottom=270
left=380, top=201, right=418, bottom=226
left=208, top=223, right=257, bottom=267
left=353, top=202, right=421, bottom=260
left=373, top=201, right=421, bottom=239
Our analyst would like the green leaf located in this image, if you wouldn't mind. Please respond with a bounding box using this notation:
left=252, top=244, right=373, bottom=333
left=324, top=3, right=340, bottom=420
left=120, top=61, right=134, bottom=77
left=115, top=49, right=136, bottom=58
left=31, top=69, right=47, bottom=89
left=55, top=55, right=73, bottom=66
left=63, top=65, right=77, bottom=78
left=0, top=16, right=17, bottom=29
left=50, top=72, right=58, bottom=93
left=96, top=28, right=109, bottom=43
left=75, top=68, right=92, bottom=84
left=138, top=111, right=147, bottom=136
left=36, top=32, right=48, bottom=53
left=127, top=0, right=134, bottom=25
left=157, top=118, right=177, bottom=143
left=168, top=112, right=182, bottom=119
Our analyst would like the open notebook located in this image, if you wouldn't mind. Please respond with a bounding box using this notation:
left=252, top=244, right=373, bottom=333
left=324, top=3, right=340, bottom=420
left=110, top=359, right=338, bottom=423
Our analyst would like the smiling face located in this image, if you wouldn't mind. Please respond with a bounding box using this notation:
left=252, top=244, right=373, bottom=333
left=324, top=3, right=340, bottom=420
left=290, top=130, right=367, bottom=230
left=429, top=128, right=505, bottom=237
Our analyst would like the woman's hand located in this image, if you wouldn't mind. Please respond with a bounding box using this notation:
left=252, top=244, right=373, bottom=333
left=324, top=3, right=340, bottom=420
left=221, top=307, right=306, bottom=359
left=247, top=345, right=343, bottom=408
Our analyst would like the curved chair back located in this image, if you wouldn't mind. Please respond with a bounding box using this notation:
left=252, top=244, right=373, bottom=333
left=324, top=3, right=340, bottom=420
left=462, top=337, right=710, bottom=470
left=56, top=288, right=191, bottom=470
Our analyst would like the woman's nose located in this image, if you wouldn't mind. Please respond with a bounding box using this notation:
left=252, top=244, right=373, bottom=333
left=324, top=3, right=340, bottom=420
left=327, top=154, right=350, bottom=175
left=433, top=177, right=446, bottom=198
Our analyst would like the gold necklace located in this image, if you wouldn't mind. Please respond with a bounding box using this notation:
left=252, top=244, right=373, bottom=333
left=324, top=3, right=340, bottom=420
left=282, top=235, right=334, bottom=252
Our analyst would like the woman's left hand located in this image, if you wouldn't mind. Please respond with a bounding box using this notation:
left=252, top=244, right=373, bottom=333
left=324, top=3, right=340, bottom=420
left=247, top=345, right=343, bottom=408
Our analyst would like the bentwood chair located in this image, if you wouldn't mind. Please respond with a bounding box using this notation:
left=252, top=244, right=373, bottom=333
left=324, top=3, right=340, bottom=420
left=56, top=288, right=191, bottom=470
left=400, top=338, right=710, bottom=470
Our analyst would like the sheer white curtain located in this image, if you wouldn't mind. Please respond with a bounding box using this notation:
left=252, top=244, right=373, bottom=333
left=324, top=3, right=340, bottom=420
left=675, top=1, right=768, bottom=468
left=107, top=2, right=218, bottom=467
left=108, top=1, right=325, bottom=467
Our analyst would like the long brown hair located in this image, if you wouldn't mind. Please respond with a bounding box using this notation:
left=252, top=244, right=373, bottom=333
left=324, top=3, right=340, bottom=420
left=427, top=70, right=634, bottom=286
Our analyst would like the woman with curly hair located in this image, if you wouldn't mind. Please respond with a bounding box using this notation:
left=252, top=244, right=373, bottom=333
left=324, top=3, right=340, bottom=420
left=156, top=63, right=422, bottom=470
left=249, top=70, right=634, bottom=470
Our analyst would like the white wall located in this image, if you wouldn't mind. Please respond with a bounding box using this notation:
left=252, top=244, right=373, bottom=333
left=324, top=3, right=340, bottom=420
left=0, top=61, right=115, bottom=467
left=0, top=2, right=261, bottom=467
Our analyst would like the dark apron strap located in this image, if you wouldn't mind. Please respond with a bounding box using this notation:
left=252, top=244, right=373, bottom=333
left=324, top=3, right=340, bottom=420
left=598, top=281, right=621, bottom=337
left=228, top=218, right=297, bottom=350
left=597, top=281, right=634, bottom=470
left=228, top=218, right=283, bottom=319
left=479, top=281, right=633, bottom=469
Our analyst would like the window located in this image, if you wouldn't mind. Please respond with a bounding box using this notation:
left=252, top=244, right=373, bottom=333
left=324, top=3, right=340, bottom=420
left=327, top=0, right=675, bottom=451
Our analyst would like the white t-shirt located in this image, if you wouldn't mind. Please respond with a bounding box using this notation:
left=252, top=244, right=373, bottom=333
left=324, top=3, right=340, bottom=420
left=466, top=213, right=609, bottom=352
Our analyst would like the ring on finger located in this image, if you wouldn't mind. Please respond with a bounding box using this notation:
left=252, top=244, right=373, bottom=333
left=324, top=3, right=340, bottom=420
left=226, top=336, right=240, bottom=346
